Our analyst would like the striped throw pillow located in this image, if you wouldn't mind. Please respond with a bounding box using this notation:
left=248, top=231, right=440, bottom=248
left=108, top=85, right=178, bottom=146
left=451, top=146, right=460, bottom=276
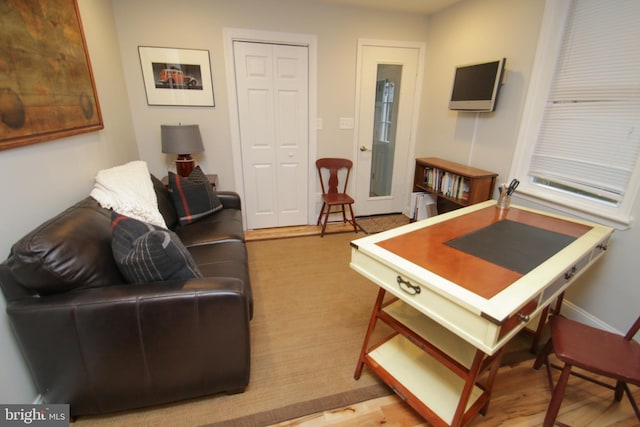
left=111, top=212, right=202, bottom=284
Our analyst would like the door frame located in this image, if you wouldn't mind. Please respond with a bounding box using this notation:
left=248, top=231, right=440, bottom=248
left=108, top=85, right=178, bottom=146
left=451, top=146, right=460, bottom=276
left=352, top=39, right=425, bottom=217
left=223, top=28, right=318, bottom=228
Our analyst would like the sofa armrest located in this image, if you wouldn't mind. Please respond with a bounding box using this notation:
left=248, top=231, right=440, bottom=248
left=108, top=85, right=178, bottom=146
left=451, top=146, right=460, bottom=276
left=217, top=191, right=241, bottom=210
left=6, top=278, right=251, bottom=415
left=7, top=277, right=248, bottom=307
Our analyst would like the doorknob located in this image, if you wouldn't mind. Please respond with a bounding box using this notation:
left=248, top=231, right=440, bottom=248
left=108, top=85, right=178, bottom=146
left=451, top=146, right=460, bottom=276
left=360, top=146, right=371, bottom=152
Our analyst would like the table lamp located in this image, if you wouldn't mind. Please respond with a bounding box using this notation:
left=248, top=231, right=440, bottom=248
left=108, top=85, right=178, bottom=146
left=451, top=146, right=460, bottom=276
left=161, top=124, right=205, bottom=177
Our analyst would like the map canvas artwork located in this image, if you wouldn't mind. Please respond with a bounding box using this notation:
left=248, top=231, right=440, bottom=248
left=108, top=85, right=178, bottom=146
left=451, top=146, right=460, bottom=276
left=0, top=0, right=103, bottom=150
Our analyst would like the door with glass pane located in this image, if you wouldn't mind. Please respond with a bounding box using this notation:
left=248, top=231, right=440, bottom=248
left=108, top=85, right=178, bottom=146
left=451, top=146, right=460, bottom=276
left=355, top=42, right=423, bottom=216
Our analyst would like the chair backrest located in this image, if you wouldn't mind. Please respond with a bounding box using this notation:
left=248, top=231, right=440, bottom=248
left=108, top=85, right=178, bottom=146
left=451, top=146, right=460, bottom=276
left=316, top=158, right=353, bottom=196
left=624, top=315, right=640, bottom=341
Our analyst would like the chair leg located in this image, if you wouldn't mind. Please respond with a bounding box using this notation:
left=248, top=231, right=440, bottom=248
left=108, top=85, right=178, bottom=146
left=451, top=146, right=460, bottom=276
left=317, top=202, right=326, bottom=226
left=322, top=210, right=331, bottom=237
left=319, top=204, right=331, bottom=237
left=348, top=204, right=358, bottom=233
left=615, top=380, right=625, bottom=402
left=543, top=363, right=573, bottom=427
left=623, top=383, right=640, bottom=421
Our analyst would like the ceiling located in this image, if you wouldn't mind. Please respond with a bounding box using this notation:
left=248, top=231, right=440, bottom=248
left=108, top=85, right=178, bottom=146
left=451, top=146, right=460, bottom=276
left=307, top=0, right=462, bottom=15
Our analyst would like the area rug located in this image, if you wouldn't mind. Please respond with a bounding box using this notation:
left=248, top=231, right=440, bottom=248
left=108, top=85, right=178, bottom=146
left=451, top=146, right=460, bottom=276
left=75, top=233, right=392, bottom=427
left=75, top=233, right=535, bottom=427
left=357, top=213, right=411, bottom=234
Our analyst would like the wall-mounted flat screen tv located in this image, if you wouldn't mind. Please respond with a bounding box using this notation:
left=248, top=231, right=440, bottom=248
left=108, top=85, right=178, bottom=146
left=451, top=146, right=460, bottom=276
left=449, top=58, right=506, bottom=112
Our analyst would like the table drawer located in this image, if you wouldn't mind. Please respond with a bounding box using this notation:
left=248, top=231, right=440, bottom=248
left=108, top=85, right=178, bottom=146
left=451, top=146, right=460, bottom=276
left=540, top=251, right=591, bottom=306
left=591, top=234, right=610, bottom=260
left=351, top=248, right=503, bottom=354
left=498, top=298, right=538, bottom=339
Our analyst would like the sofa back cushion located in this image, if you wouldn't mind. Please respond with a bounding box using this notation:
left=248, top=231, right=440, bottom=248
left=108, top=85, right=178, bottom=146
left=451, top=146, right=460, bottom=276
left=151, top=174, right=178, bottom=229
left=7, top=198, right=124, bottom=295
left=168, top=167, right=223, bottom=226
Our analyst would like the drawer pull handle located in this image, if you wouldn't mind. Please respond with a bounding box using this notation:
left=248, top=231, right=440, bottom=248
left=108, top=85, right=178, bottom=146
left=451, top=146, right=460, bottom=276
left=564, top=266, right=577, bottom=280
left=518, top=313, right=530, bottom=323
left=392, top=385, right=408, bottom=402
left=397, top=276, right=421, bottom=295
left=597, top=243, right=608, bottom=251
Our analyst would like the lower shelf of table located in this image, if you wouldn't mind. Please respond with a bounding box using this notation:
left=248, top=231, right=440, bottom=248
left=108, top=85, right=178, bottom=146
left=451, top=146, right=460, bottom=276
left=367, top=334, right=484, bottom=425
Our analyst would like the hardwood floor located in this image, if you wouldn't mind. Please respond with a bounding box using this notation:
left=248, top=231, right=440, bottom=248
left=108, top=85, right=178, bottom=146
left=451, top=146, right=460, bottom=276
left=273, top=356, right=640, bottom=426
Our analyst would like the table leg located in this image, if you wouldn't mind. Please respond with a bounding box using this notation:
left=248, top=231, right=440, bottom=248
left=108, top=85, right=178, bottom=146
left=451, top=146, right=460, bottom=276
left=530, top=305, right=550, bottom=353
left=451, top=350, right=485, bottom=426
left=530, top=292, right=565, bottom=353
left=354, top=288, right=386, bottom=380
left=479, top=346, right=505, bottom=416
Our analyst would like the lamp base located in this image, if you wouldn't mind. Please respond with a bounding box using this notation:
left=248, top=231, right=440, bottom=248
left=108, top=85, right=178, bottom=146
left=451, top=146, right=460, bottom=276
left=175, top=154, right=195, bottom=177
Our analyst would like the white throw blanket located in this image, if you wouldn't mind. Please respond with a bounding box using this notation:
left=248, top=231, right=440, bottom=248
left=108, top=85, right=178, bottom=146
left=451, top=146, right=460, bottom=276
left=90, top=161, right=167, bottom=228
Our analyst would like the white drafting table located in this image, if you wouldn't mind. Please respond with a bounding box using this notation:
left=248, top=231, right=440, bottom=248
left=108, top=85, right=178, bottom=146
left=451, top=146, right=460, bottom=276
left=351, top=200, right=613, bottom=426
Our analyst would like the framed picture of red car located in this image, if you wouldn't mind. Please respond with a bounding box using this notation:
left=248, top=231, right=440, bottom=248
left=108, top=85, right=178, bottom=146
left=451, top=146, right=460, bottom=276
left=138, top=46, right=215, bottom=107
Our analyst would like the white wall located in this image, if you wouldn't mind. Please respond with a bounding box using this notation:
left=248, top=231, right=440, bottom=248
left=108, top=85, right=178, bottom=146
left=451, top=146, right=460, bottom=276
left=418, top=0, right=544, bottom=178
left=110, top=0, right=430, bottom=189
left=0, top=0, right=138, bottom=404
left=419, top=0, right=640, bottom=336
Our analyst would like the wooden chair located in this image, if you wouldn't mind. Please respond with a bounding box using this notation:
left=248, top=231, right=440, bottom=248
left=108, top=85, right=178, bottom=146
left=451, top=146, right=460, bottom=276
left=533, top=314, right=640, bottom=427
left=316, top=158, right=359, bottom=237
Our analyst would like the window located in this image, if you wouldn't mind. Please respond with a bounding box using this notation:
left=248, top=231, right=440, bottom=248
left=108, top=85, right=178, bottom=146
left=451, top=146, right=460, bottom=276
left=375, top=79, right=395, bottom=143
left=510, top=0, right=640, bottom=229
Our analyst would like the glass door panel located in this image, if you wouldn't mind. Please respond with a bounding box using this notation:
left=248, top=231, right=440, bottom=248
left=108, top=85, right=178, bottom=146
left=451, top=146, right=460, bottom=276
left=370, top=64, right=402, bottom=197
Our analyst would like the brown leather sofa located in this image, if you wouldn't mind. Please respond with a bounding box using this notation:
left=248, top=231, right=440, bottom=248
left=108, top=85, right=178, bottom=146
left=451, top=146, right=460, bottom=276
left=0, top=175, right=252, bottom=416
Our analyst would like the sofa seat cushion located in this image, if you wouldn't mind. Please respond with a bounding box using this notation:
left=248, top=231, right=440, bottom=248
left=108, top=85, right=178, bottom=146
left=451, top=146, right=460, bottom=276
left=111, top=213, right=202, bottom=284
left=188, top=241, right=253, bottom=318
left=175, top=209, right=245, bottom=247
left=7, top=198, right=123, bottom=295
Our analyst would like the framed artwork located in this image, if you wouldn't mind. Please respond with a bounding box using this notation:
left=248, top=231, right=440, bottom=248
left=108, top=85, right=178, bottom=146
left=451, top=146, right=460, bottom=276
left=0, top=0, right=103, bottom=151
left=138, top=46, right=215, bottom=107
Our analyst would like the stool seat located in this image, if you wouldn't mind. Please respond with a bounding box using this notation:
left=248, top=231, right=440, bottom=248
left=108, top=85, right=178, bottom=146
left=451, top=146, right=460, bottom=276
left=552, top=316, right=640, bottom=383
left=533, top=314, right=640, bottom=427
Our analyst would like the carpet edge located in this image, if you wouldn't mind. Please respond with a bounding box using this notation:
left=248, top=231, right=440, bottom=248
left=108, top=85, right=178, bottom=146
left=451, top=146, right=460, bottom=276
left=200, top=383, right=391, bottom=427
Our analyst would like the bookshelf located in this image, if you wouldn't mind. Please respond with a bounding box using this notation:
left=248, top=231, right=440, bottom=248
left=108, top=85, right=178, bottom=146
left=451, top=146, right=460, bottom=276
left=413, top=157, right=498, bottom=214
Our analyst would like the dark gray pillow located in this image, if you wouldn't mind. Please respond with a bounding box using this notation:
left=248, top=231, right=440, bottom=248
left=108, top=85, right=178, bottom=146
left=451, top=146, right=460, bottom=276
left=111, top=212, right=202, bottom=284
left=151, top=173, right=178, bottom=229
left=168, top=166, right=223, bottom=226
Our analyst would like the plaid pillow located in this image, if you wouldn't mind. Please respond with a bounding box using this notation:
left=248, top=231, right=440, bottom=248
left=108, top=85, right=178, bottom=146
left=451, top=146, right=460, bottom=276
left=168, top=166, right=223, bottom=226
left=111, top=212, right=202, bottom=284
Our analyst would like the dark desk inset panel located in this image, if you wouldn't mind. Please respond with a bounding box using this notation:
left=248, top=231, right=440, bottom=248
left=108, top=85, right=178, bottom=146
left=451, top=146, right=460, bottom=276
left=445, top=220, right=577, bottom=274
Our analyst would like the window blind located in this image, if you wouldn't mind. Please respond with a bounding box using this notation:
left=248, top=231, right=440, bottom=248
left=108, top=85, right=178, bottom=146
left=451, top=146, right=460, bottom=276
left=528, top=0, right=640, bottom=204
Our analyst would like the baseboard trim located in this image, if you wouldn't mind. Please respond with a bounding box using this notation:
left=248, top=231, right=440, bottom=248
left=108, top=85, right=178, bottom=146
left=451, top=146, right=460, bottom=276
left=562, top=300, right=617, bottom=333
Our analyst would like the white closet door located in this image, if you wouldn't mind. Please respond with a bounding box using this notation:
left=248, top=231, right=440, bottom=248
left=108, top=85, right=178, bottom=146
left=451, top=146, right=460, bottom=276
left=234, top=41, right=309, bottom=229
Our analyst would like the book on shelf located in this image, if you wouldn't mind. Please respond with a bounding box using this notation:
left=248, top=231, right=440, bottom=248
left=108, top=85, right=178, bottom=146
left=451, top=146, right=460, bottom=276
left=423, top=167, right=470, bottom=201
